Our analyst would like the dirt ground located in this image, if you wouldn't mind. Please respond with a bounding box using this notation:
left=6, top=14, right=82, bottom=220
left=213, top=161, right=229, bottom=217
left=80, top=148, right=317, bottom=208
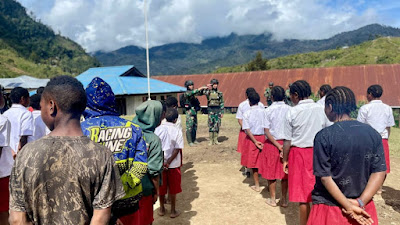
left=152, top=114, right=400, bottom=225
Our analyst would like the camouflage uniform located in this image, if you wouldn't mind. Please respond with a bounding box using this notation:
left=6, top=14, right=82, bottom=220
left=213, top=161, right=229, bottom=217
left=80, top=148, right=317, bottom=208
left=285, top=88, right=293, bottom=106
left=202, top=88, right=224, bottom=145
left=264, top=87, right=272, bottom=106
left=182, top=89, right=202, bottom=144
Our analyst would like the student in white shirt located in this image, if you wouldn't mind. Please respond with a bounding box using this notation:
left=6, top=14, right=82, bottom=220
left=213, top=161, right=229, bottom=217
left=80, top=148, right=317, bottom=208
left=357, top=84, right=395, bottom=174
left=241, top=92, right=266, bottom=192
left=162, top=96, right=182, bottom=129
left=260, top=86, right=291, bottom=208
left=0, top=87, right=11, bottom=224
left=2, top=87, right=33, bottom=158
left=282, top=80, right=330, bottom=225
left=155, top=108, right=184, bottom=219
left=316, top=84, right=332, bottom=106
left=28, top=94, right=50, bottom=143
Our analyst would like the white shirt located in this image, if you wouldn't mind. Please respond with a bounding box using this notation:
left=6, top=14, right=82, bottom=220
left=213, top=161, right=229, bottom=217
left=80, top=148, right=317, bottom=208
left=2, top=104, right=33, bottom=153
left=242, top=105, right=266, bottom=135
left=0, top=115, right=11, bottom=178
left=357, top=100, right=395, bottom=139
left=28, top=111, right=50, bottom=143
left=317, top=96, right=326, bottom=106
left=283, top=99, right=330, bottom=148
left=161, top=114, right=182, bottom=129
left=264, top=101, right=291, bottom=140
left=155, top=121, right=184, bottom=168
left=236, top=100, right=265, bottom=120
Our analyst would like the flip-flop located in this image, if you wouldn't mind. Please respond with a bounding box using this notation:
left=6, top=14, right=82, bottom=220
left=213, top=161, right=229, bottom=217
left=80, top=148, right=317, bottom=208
left=265, top=198, right=277, bottom=207
left=250, top=186, right=261, bottom=192
left=279, top=199, right=288, bottom=208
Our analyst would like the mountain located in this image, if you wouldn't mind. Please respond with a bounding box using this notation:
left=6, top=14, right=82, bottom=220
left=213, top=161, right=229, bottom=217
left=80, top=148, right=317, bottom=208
left=94, top=24, right=400, bottom=76
left=0, top=0, right=100, bottom=78
left=215, top=37, right=400, bottom=73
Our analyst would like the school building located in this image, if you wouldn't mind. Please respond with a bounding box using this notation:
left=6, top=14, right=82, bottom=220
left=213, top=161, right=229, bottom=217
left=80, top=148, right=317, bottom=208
left=76, top=65, right=186, bottom=115
left=154, top=64, right=400, bottom=111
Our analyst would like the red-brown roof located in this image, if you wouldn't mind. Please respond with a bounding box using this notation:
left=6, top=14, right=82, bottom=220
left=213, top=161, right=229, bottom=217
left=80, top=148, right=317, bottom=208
left=154, top=64, right=400, bottom=107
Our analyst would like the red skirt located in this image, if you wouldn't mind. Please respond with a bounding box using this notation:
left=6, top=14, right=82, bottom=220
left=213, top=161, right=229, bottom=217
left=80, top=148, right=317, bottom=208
left=0, top=176, right=9, bottom=212
left=237, top=130, right=246, bottom=153
left=160, top=167, right=182, bottom=196
left=124, top=195, right=154, bottom=225
left=288, top=147, right=315, bottom=203
left=307, top=201, right=378, bottom=225
left=241, top=135, right=265, bottom=169
left=382, top=139, right=390, bottom=174
left=258, top=140, right=288, bottom=180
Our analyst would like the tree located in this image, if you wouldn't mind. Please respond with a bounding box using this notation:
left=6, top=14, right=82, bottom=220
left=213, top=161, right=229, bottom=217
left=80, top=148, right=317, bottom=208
left=246, top=51, right=269, bottom=71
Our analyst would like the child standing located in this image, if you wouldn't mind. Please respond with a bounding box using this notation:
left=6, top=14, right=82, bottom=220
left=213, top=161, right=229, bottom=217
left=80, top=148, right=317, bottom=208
left=357, top=84, right=395, bottom=174
left=2, top=87, right=33, bottom=158
left=9, top=76, right=125, bottom=224
left=155, top=108, right=184, bottom=218
left=308, top=86, right=386, bottom=225
left=282, top=80, right=330, bottom=225
left=259, top=86, right=290, bottom=207
left=241, top=92, right=265, bottom=192
left=28, top=94, right=50, bottom=142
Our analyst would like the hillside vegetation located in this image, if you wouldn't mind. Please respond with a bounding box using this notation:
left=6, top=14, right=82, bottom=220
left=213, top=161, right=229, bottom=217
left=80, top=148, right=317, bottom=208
left=0, top=0, right=99, bottom=78
left=214, top=37, right=400, bottom=73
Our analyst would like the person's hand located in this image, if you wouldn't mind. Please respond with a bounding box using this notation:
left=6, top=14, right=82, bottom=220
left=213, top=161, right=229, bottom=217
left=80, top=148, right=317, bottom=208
left=11, top=150, right=16, bottom=160
left=255, top=141, right=263, bottom=150
left=153, top=193, right=158, bottom=204
left=206, top=84, right=212, bottom=89
left=342, top=204, right=374, bottom=225
left=283, top=161, right=288, bottom=174
left=115, top=219, right=124, bottom=225
left=348, top=199, right=359, bottom=206
left=220, top=114, right=224, bottom=118
left=279, top=151, right=283, bottom=158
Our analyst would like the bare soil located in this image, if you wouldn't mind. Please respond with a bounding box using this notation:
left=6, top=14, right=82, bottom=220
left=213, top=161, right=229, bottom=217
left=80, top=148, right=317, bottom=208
left=152, top=114, right=400, bottom=225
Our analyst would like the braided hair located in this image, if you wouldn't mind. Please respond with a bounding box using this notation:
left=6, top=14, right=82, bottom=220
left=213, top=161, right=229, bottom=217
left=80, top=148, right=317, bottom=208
left=271, top=86, right=285, bottom=101
left=367, top=85, right=383, bottom=98
left=289, top=80, right=312, bottom=99
left=319, top=84, right=332, bottom=97
left=325, top=86, right=357, bottom=116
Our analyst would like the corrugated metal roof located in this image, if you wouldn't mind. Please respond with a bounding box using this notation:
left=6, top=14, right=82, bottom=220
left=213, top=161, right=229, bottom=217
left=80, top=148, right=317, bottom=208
left=0, top=75, right=49, bottom=90
left=154, top=64, right=400, bottom=107
left=76, top=66, right=186, bottom=95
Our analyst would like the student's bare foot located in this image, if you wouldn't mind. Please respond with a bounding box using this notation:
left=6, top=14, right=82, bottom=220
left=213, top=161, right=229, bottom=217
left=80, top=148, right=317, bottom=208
left=265, top=198, right=277, bottom=207
left=250, top=185, right=261, bottom=192
left=170, top=210, right=181, bottom=218
left=279, top=198, right=288, bottom=208
left=158, top=208, right=166, bottom=216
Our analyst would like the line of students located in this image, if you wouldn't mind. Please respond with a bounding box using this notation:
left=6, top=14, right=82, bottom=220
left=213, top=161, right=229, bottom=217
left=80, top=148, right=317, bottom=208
left=238, top=80, right=392, bottom=225
left=0, top=76, right=184, bottom=225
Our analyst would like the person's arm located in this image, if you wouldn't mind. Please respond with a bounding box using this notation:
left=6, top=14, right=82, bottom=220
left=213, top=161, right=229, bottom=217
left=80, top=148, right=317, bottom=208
left=90, top=208, right=111, bottom=225
left=357, top=171, right=386, bottom=205
left=237, top=119, right=243, bottom=128
left=147, top=138, right=164, bottom=203
left=18, top=136, right=28, bottom=152
left=151, top=176, right=160, bottom=203
left=9, top=211, right=33, bottom=225
left=165, top=148, right=182, bottom=167
left=282, top=140, right=291, bottom=174
left=357, top=106, right=367, bottom=123
left=245, top=129, right=263, bottom=150
left=386, top=127, right=391, bottom=138
left=320, top=176, right=374, bottom=225
left=220, top=92, right=224, bottom=114
left=265, top=128, right=283, bottom=152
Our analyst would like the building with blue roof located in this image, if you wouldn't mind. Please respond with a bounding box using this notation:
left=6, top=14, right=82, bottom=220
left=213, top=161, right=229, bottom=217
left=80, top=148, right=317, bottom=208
left=76, top=65, right=186, bottom=115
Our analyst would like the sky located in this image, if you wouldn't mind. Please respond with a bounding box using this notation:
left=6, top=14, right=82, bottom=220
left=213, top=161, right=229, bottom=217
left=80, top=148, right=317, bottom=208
left=16, top=0, right=400, bottom=52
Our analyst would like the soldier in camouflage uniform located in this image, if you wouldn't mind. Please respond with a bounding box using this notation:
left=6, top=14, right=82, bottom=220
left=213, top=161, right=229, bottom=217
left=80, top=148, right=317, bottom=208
left=181, top=80, right=207, bottom=147
left=264, top=82, right=274, bottom=106
left=202, top=79, right=224, bottom=145
left=285, top=83, right=293, bottom=106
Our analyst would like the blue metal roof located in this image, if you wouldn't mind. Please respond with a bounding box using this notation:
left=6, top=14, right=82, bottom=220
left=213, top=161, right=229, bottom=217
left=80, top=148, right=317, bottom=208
left=76, top=65, right=186, bottom=95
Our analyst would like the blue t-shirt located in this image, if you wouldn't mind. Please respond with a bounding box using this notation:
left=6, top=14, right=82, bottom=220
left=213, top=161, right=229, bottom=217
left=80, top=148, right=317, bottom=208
left=312, top=120, right=386, bottom=206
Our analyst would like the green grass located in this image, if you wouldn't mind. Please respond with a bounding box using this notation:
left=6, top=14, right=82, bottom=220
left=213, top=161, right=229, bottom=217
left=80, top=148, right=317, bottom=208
left=389, top=127, right=400, bottom=157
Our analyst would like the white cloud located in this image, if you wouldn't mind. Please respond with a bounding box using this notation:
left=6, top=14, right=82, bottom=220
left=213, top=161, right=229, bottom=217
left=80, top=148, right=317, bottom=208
left=16, top=0, right=392, bottom=52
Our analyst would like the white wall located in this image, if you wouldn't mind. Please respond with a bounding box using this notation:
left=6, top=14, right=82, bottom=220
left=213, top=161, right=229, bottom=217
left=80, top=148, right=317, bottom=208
left=124, top=93, right=179, bottom=115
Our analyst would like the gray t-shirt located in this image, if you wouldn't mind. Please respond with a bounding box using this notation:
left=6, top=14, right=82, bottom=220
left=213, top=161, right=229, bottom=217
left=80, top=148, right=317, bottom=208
left=9, top=136, right=125, bottom=225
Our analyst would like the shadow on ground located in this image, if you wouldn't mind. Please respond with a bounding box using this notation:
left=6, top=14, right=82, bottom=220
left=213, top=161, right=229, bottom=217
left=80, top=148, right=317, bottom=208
left=382, top=186, right=400, bottom=213
left=153, top=162, right=199, bottom=225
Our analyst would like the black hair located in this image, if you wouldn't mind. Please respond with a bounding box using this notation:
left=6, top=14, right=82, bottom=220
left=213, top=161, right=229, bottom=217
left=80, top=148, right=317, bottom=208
left=248, top=92, right=260, bottom=105
left=42, top=75, right=86, bottom=116
left=367, top=85, right=383, bottom=98
left=165, top=107, right=178, bottom=122
left=290, top=80, right=312, bottom=99
left=160, top=100, right=167, bottom=113
left=30, top=94, right=41, bottom=110
left=319, top=84, right=332, bottom=96
left=245, top=87, right=256, bottom=97
left=271, top=86, right=285, bottom=101
left=325, top=86, right=357, bottom=116
left=165, top=96, right=178, bottom=108
left=36, top=87, right=45, bottom=95
left=10, top=87, right=29, bottom=104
